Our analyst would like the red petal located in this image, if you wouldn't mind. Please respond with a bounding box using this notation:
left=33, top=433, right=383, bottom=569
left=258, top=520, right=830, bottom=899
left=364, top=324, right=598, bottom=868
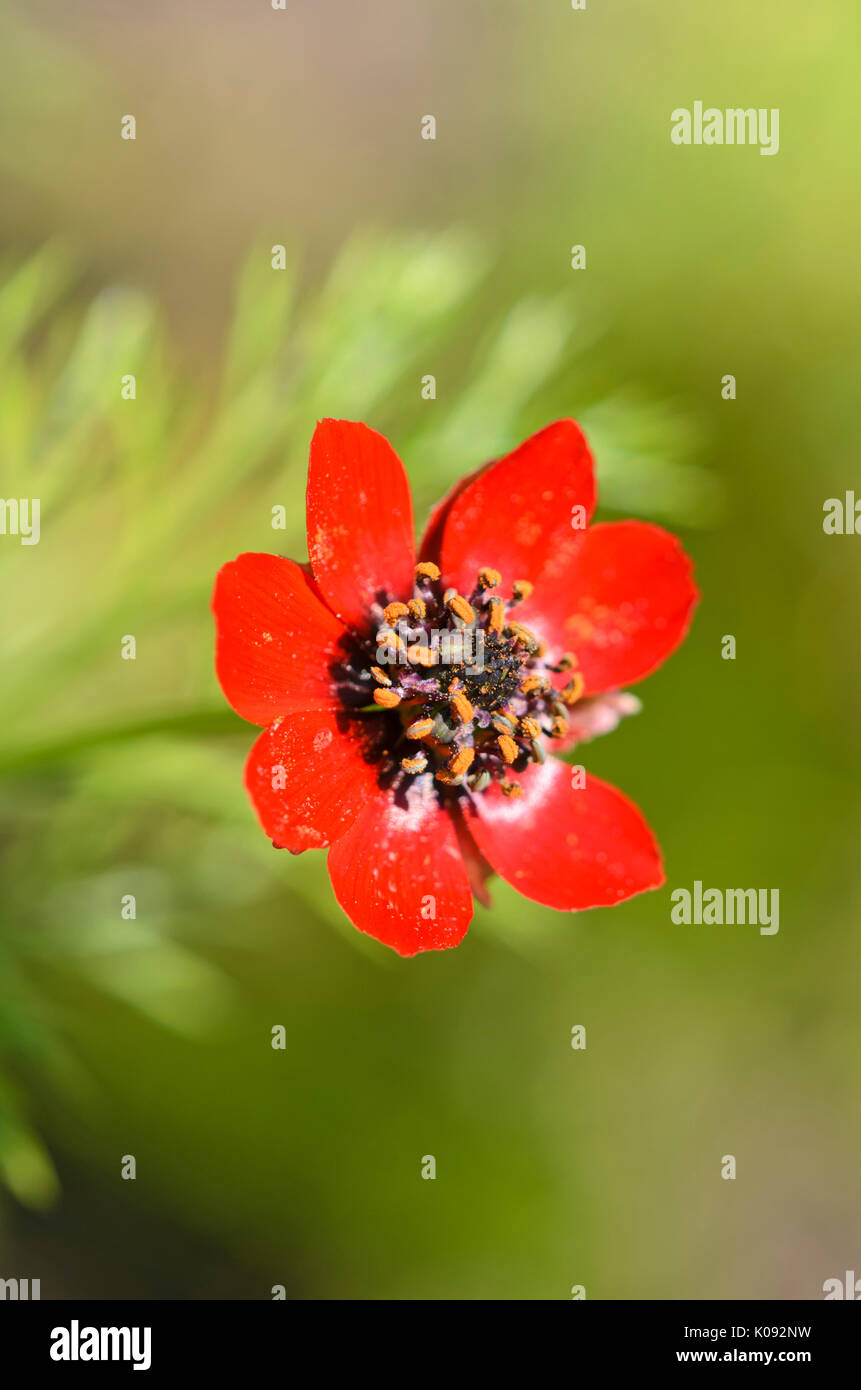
left=463, top=758, right=664, bottom=911
left=327, top=778, right=473, bottom=956
left=523, top=521, right=698, bottom=694
left=419, top=458, right=486, bottom=567
left=306, top=419, right=415, bottom=634
left=434, top=420, right=596, bottom=593
left=245, top=709, right=384, bottom=853
left=213, top=553, right=351, bottom=725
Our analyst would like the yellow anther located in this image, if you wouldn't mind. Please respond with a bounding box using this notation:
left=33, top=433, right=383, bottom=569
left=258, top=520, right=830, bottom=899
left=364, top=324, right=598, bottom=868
left=550, top=714, right=569, bottom=739
left=370, top=665, right=392, bottom=686
left=519, top=716, right=541, bottom=740
left=415, top=561, right=440, bottom=582
left=511, top=580, right=533, bottom=602
left=488, top=598, right=505, bottom=634
left=477, top=567, right=501, bottom=590
left=497, top=733, right=518, bottom=764
left=406, top=643, right=438, bottom=668
left=446, top=593, right=475, bottom=624
left=500, top=780, right=523, bottom=798
left=401, top=753, right=428, bottom=774
left=557, top=652, right=578, bottom=671
left=448, top=746, right=475, bottom=778
left=373, top=688, right=402, bottom=708
left=434, top=767, right=461, bottom=786
left=407, top=597, right=427, bottom=620
left=450, top=692, right=474, bottom=724
left=508, top=621, right=538, bottom=648
left=559, top=672, right=585, bottom=706
left=383, top=601, right=409, bottom=626
left=519, top=673, right=547, bottom=695
left=406, top=717, right=435, bottom=740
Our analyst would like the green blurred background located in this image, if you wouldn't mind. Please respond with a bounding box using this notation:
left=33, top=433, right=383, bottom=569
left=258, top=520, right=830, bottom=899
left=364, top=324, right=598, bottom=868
left=1, top=0, right=859, bottom=1299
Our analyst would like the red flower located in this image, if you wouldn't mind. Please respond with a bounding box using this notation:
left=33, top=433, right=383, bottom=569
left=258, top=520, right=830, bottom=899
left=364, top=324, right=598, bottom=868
left=212, top=419, right=697, bottom=956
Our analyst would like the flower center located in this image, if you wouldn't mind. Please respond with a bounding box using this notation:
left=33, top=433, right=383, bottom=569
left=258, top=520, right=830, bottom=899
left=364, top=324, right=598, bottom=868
left=342, top=562, right=584, bottom=799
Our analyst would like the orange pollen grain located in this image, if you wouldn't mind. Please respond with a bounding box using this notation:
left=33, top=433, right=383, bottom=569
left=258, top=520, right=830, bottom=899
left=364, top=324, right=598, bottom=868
left=450, top=692, right=474, bottom=724
left=383, top=601, right=409, bottom=625
left=500, top=780, right=523, bottom=798
left=497, top=733, right=518, bottom=764
left=406, top=717, right=435, bottom=740
left=401, top=753, right=428, bottom=774
left=448, top=746, right=475, bottom=777
left=373, top=688, right=401, bottom=708
left=434, top=767, right=460, bottom=785
left=519, top=673, right=547, bottom=695
left=446, top=593, right=475, bottom=624
left=407, top=643, right=438, bottom=668
left=488, top=598, right=505, bottom=634
left=560, top=672, right=585, bottom=706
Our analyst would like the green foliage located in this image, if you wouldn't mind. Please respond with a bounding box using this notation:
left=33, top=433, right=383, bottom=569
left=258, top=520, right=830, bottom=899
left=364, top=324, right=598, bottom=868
left=0, top=235, right=719, bottom=1212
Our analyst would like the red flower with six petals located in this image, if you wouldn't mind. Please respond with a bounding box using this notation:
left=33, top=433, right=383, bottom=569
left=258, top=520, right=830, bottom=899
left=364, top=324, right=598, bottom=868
left=212, top=419, right=698, bottom=956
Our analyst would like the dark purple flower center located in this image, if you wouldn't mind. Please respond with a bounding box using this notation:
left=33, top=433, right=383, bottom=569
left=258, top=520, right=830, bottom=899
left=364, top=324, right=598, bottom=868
left=334, top=563, right=583, bottom=800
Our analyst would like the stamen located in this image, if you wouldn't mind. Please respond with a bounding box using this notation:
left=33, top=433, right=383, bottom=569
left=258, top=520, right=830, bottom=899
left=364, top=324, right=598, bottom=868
left=519, top=716, right=541, bottom=740
left=491, top=713, right=515, bottom=735
left=550, top=714, right=569, bottom=739
left=519, top=673, right=548, bottom=696
left=508, top=621, right=539, bottom=652
left=415, top=561, right=440, bottom=582
left=450, top=691, right=474, bottom=724
left=488, top=598, right=505, bottom=634
left=373, top=688, right=402, bottom=708
left=500, top=780, right=523, bottom=797
left=400, top=752, right=428, bottom=774
left=383, top=601, right=409, bottom=625
left=376, top=626, right=406, bottom=653
left=446, top=593, right=476, bottom=625
left=435, top=767, right=462, bottom=786
left=477, top=567, right=501, bottom=590
left=559, top=672, right=585, bottom=706
left=407, top=597, right=427, bottom=620
left=468, top=769, right=492, bottom=792
left=497, top=733, right=518, bottom=764
left=370, top=665, right=392, bottom=686
left=556, top=652, right=578, bottom=671
left=511, top=580, right=533, bottom=603
left=406, top=717, right=435, bottom=740
left=406, top=643, right=438, bottom=668
left=430, top=713, right=458, bottom=744
left=448, top=746, right=475, bottom=778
